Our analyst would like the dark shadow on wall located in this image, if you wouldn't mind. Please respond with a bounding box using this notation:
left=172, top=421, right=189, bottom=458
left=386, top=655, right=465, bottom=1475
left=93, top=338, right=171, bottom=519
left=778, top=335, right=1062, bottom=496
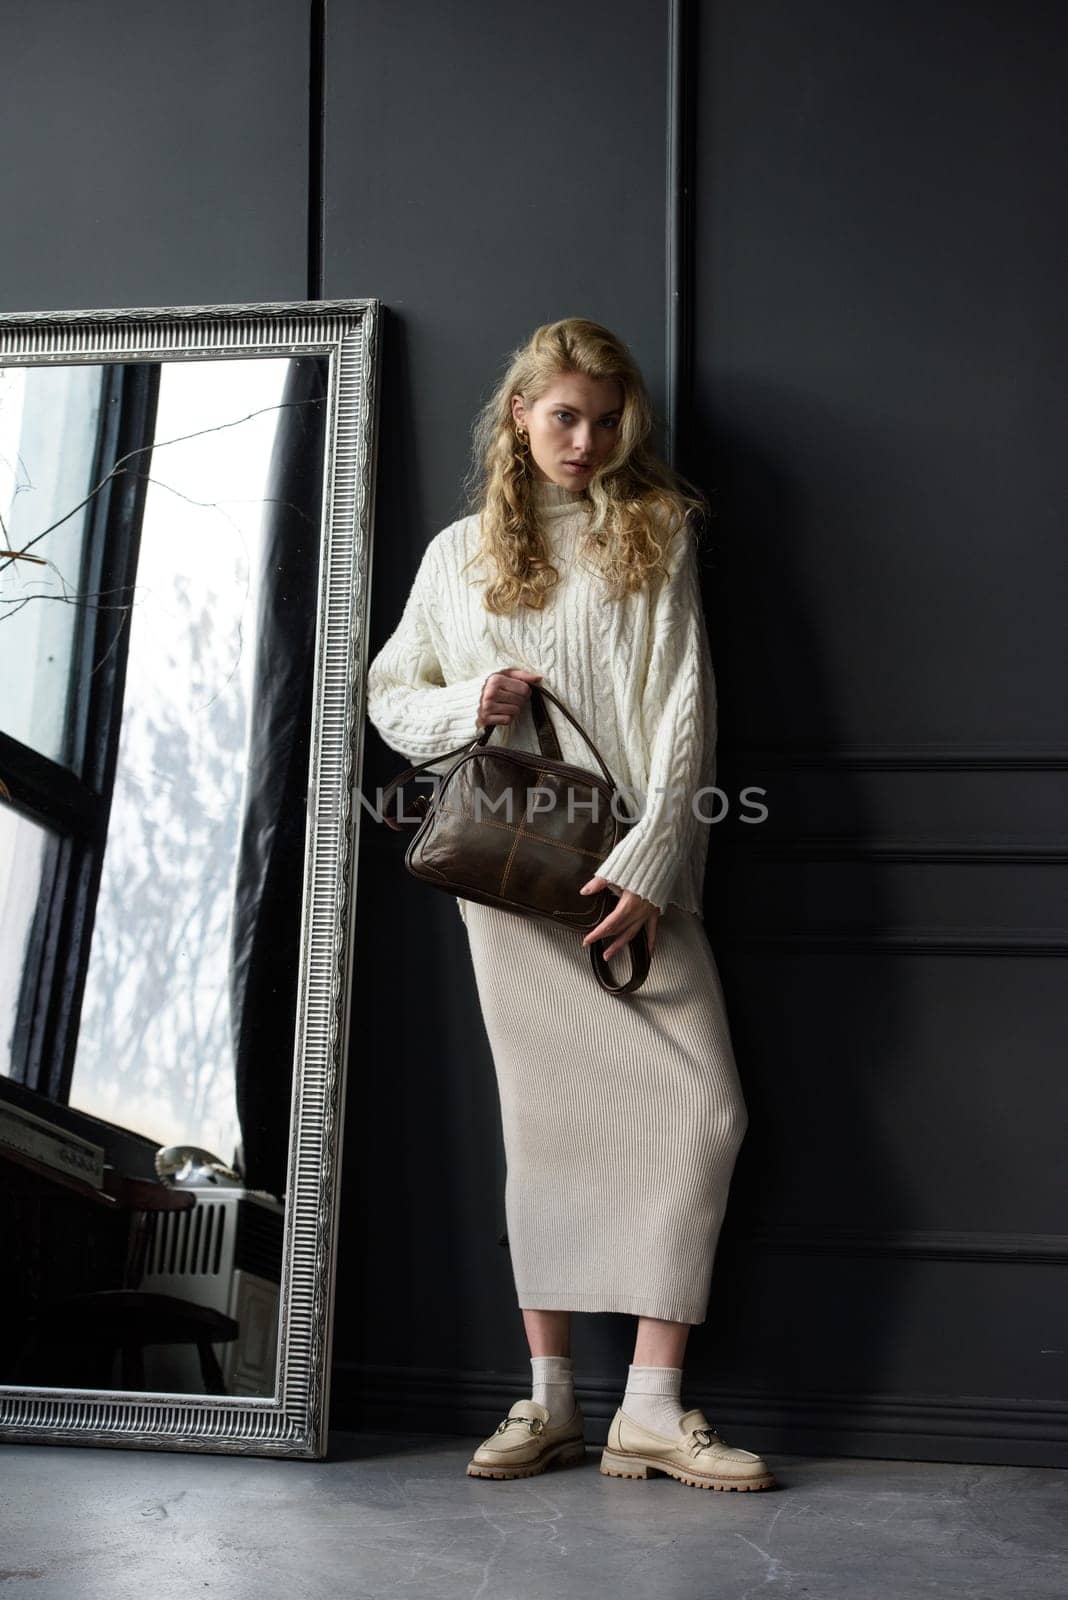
left=333, top=311, right=524, bottom=1388
left=677, top=380, right=908, bottom=1439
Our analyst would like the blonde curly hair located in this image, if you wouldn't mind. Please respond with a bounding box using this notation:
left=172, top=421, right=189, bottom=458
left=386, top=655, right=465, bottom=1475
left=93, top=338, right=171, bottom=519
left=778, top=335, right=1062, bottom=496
left=459, top=317, right=709, bottom=614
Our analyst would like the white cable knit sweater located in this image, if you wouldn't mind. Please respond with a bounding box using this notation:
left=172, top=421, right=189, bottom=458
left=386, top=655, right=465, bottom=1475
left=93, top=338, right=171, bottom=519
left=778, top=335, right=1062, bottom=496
left=364, top=476, right=718, bottom=914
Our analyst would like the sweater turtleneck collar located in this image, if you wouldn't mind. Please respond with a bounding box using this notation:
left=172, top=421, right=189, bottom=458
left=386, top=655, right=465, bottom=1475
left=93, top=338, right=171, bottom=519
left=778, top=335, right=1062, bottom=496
left=531, top=474, right=589, bottom=516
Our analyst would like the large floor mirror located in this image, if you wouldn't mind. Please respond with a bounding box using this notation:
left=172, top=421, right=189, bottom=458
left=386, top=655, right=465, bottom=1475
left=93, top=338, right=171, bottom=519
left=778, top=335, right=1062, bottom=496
left=0, top=300, right=379, bottom=1457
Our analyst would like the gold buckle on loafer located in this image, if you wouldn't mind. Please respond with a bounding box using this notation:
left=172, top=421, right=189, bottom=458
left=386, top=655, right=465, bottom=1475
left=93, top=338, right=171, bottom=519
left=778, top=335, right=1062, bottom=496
left=496, top=1415, right=544, bottom=1436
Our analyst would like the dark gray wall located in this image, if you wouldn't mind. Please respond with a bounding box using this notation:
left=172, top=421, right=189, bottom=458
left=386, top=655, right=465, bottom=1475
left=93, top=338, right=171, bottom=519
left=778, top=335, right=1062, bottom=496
left=335, top=0, right=1067, bottom=1469
left=2, top=0, right=1063, bottom=1468
left=687, top=0, right=1068, bottom=1468
left=0, top=1, right=309, bottom=309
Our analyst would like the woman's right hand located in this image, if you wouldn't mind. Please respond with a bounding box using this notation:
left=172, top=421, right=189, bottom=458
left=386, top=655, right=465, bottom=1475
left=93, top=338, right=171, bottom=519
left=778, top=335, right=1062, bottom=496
left=476, top=667, right=543, bottom=729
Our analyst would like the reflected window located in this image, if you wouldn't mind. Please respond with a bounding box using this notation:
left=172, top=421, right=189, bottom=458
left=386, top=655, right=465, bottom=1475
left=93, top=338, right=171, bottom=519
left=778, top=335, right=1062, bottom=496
left=68, top=359, right=291, bottom=1158
left=1, top=356, right=321, bottom=1182
left=0, top=807, right=52, bottom=1067
left=0, top=364, right=104, bottom=768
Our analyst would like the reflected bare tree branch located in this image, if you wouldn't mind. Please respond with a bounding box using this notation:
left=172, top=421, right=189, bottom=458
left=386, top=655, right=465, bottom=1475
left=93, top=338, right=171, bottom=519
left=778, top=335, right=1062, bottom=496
left=0, top=393, right=323, bottom=585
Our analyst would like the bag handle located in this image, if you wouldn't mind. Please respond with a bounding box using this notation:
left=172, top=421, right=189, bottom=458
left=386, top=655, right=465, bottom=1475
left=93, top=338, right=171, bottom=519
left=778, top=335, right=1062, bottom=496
left=374, top=679, right=653, bottom=996
left=527, top=683, right=620, bottom=792
left=378, top=679, right=634, bottom=831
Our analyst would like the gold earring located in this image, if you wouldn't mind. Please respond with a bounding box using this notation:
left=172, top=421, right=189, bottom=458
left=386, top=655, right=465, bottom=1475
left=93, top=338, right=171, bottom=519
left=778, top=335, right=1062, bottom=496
left=513, top=423, right=530, bottom=460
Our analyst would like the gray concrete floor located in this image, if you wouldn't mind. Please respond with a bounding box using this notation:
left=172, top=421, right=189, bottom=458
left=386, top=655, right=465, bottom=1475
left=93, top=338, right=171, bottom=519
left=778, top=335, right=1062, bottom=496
left=1, top=1431, right=1065, bottom=1600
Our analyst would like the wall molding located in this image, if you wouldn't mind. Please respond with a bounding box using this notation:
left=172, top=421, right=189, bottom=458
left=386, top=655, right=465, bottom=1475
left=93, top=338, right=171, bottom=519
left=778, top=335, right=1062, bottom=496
left=723, top=747, right=1068, bottom=771
left=723, top=838, right=1068, bottom=863
left=711, top=930, right=1068, bottom=954
left=729, top=1226, right=1068, bottom=1264
left=331, top=1361, right=1068, bottom=1469
left=497, top=1226, right=1068, bottom=1263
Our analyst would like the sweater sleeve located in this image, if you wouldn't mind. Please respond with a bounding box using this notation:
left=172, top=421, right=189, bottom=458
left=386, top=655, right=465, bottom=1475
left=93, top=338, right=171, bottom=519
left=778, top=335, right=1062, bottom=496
left=592, top=517, right=716, bottom=912
left=365, top=542, right=491, bottom=767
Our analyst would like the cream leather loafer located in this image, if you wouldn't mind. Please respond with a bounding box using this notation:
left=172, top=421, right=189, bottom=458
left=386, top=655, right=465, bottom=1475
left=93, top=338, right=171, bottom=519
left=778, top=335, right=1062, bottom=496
left=600, top=1406, right=777, bottom=1491
left=466, top=1398, right=586, bottom=1479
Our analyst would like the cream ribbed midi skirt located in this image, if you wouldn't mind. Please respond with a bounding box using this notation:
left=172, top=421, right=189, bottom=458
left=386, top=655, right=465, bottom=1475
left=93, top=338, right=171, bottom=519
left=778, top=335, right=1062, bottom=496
left=456, top=896, right=749, bottom=1326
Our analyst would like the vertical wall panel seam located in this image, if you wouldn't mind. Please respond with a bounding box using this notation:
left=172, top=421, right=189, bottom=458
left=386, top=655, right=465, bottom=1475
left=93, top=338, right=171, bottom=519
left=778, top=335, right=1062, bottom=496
left=308, top=0, right=327, bottom=300
left=666, top=0, right=695, bottom=470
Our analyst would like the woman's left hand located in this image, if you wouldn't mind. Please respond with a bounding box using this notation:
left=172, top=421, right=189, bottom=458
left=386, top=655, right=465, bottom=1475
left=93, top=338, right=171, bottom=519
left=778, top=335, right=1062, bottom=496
left=579, top=877, right=661, bottom=959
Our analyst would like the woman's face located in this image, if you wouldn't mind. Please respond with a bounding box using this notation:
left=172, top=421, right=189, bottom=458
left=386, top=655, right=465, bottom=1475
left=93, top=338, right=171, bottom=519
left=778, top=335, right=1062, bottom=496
left=511, top=373, right=624, bottom=489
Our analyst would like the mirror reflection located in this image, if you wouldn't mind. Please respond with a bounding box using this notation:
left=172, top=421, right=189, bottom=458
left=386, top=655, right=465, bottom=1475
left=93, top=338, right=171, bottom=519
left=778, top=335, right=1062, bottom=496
left=0, top=351, right=328, bottom=1397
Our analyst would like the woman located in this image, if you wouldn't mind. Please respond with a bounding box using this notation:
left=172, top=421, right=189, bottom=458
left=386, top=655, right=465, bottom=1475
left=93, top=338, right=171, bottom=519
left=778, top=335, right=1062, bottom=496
left=365, top=318, right=775, bottom=1493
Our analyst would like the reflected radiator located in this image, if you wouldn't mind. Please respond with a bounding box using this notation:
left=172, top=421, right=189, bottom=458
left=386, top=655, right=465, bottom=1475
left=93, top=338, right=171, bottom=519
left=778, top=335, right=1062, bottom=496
left=137, top=1188, right=284, bottom=1396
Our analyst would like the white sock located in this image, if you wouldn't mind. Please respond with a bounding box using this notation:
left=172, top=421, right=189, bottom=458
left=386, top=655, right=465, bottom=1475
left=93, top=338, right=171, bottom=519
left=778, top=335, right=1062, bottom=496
left=621, top=1363, right=687, bottom=1436
left=530, top=1354, right=576, bottom=1425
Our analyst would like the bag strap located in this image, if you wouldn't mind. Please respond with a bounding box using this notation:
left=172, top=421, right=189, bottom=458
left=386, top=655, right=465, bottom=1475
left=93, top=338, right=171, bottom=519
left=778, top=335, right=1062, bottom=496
left=378, top=725, right=493, bottom=832
left=588, top=921, right=651, bottom=995
left=378, top=681, right=632, bottom=832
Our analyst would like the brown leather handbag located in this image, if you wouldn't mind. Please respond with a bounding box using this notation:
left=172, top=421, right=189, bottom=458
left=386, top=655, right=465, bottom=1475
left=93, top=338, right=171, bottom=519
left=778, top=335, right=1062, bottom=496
left=377, top=682, right=652, bottom=994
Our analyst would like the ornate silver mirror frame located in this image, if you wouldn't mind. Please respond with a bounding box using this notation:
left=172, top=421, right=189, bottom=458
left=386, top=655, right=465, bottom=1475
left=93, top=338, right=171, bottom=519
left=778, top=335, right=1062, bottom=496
left=0, top=299, right=379, bottom=1457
